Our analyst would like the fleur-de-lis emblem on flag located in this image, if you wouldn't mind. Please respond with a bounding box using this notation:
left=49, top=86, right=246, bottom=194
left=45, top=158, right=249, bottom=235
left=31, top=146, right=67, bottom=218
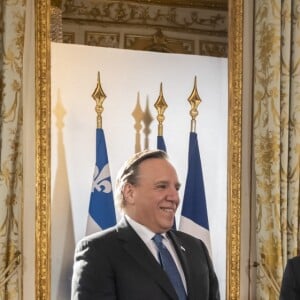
left=92, top=164, right=112, bottom=194
left=86, top=128, right=116, bottom=234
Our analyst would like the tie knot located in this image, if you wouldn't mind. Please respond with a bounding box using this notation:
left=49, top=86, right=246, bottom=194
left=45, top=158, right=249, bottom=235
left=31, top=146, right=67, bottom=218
left=152, top=234, right=164, bottom=245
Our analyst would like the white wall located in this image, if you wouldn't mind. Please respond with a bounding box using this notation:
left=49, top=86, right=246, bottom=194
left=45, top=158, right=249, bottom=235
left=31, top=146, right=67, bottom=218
left=51, top=42, right=228, bottom=299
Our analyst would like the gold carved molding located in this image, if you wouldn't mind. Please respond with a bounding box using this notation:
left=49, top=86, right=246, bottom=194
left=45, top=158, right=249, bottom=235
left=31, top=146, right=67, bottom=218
left=85, top=31, right=120, bottom=48
left=50, top=6, right=63, bottom=42
left=125, top=0, right=228, bottom=10
left=199, top=40, right=227, bottom=57
left=125, top=29, right=195, bottom=54
left=35, top=0, right=243, bottom=299
left=227, top=0, right=243, bottom=299
left=35, top=0, right=51, bottom=299
left=62, top=0, right=227, bottom=37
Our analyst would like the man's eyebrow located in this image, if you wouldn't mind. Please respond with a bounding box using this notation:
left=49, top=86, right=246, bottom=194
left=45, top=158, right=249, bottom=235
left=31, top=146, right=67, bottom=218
left=154, top=180, right=181, bottom=188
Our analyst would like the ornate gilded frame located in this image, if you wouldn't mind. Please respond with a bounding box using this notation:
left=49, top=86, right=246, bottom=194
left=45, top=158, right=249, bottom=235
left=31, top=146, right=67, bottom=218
left=35, top=0, right=243, bottom=299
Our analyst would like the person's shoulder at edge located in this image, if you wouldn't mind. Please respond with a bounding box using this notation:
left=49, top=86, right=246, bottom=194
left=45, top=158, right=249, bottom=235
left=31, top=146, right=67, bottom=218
left=75, top=217, right=130, bottom=249
left=288, top=255, right=300, bottom=264
left=75, top=224, right=117, bottom=249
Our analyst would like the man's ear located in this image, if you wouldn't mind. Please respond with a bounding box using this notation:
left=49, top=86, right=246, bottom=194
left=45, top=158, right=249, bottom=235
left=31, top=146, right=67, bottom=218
left=123, top=183, right=135, bottom=204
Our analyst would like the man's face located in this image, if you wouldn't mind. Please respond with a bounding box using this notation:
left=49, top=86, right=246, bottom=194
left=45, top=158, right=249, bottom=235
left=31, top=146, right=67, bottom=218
left=124, top=158, right=180, bottom=233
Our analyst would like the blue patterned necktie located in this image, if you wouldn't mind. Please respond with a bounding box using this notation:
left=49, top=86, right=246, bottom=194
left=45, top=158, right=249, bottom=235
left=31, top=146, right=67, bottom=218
left=152, top=234, right=187, bottom=300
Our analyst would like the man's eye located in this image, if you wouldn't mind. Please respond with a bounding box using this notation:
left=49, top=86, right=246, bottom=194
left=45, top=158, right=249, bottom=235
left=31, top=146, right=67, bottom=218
left=156, top=184, right=167, bottom=189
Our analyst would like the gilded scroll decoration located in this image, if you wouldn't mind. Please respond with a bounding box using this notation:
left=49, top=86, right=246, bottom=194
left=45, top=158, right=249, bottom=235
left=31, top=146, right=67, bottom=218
left=62, top=0, right=227, bottom=35
left=61, top=1, right=227, bottom=57
left=253, top=1, right=300, bottom=299
left=199, top=40, right=227, bottom=57
left=0, top=0, right=25, bottom=298
left=50, top=6, right=63, bottom=42
left=85, top=31, right=120, bottom=48
left=125, top=29, right=194, bottom=54
left=63, top=32, right=75, bottom=43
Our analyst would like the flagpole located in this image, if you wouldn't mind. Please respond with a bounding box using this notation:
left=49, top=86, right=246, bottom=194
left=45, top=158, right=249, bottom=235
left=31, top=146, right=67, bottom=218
left=154, top=82, right=174, bottom=226
left=154, top=82, right=168, bottom=137
left=92, top=71, right=106, bottom=129
left=188, top=76, right=202, bottom=132
left=86, top=71, right=116, bottom=234
left=180, top=76, right=212, bottom=257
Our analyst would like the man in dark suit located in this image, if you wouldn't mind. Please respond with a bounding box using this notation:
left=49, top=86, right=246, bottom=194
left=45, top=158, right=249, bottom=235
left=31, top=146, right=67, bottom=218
left=280, top=255, right=300, bottom=300
left=71, top=149, right=220, bottom=300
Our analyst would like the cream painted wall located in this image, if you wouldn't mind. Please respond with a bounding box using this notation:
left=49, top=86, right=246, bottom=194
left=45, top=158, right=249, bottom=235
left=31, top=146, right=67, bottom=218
left=51, top=43, right=228, bottom=299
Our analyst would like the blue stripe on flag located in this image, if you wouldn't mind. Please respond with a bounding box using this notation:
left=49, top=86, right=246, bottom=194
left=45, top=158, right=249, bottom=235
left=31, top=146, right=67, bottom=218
left=157, top=135, right=167, bottom=152
left=88, top=128, right=116, bottom=231
left=181, top=132, right=209, bottom=230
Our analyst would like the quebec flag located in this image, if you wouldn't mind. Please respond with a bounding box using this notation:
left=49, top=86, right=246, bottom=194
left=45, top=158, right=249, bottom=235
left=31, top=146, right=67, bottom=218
left=179, top=132, right=211, bottom=256
left=157, top=135, right=167, bottom=152
left=86, top=128, right=116, bottom=235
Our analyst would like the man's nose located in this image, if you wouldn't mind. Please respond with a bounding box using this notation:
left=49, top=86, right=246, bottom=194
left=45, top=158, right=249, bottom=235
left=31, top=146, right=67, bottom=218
left=167, top=187, right=179, bottom=203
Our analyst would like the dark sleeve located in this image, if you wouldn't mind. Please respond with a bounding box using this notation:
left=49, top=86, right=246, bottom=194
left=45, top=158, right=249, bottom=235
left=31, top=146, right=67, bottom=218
left=280, top=258, right=300, bottom=300
left=202, top=242, right=220, bottom=300
left=174, top=231, right=221, bottom=300
left=71, top=238, right=117, bottom=300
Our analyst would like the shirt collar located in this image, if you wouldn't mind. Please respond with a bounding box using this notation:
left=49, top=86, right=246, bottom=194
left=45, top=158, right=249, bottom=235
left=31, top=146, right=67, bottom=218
left=125, top=215, right=167, bottom=241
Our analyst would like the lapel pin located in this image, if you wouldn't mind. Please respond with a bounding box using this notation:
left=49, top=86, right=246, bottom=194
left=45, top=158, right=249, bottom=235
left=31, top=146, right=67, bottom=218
left=180, top=246, right=186, bottom=252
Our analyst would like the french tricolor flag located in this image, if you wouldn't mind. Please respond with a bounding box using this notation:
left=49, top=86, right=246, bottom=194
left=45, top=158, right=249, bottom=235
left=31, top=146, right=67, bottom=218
left=179, top=132, right=211, bottom=256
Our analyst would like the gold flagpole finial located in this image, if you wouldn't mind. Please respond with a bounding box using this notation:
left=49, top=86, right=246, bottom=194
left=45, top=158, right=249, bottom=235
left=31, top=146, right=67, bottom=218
left=154, top=82, right=168, bottom=136
left=188, top=76, right=202, bottom=132
left=92, top=71, right=107, bottom=129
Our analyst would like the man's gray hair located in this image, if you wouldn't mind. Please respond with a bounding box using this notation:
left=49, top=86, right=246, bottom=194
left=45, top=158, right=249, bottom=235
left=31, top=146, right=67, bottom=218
left=115, top=149, right=168, bottom=209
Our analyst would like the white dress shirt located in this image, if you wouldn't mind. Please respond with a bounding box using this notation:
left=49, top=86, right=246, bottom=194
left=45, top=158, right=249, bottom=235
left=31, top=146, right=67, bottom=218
left=125, top=215, right=187, bottom=291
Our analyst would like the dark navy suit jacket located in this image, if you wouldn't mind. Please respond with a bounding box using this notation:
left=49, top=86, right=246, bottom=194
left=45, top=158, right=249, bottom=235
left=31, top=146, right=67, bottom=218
left=280, top=256, right=300, bottom=300
left=71, top=218, right=220, bottom=300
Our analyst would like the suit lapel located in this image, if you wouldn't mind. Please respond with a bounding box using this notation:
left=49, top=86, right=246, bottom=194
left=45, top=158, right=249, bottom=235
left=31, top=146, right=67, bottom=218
left=168, top=231, right=194, bottom=300
left=116, top=219, right=179, bottom=300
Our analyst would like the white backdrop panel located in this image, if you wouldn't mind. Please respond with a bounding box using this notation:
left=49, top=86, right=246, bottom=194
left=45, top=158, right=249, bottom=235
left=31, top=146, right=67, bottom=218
left=51, top=42, right=228, bottom=300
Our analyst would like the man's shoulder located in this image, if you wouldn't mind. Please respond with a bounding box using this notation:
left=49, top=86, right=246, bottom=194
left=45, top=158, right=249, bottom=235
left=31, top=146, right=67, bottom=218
left=172, top=229, right=200, bottom=240
left=289, top=255, right=300, bottom=267
left=170, top=230, right=206, bottom=248
left=76, top=226, right=117, bottom=249
left=86, top=225, right=117, bottom=240
left=76, top=219, right=130, bottom=249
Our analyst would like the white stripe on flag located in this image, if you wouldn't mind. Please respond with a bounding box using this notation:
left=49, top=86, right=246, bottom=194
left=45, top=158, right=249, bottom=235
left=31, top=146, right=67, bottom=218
left=180, top=216, right=212, bottom=257
left=86, top=215, right=103, bottom=235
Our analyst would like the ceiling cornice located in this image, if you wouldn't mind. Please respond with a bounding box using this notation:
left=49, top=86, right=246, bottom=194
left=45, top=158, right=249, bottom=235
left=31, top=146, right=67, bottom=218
left=123, top=0, right=228, bottom=10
